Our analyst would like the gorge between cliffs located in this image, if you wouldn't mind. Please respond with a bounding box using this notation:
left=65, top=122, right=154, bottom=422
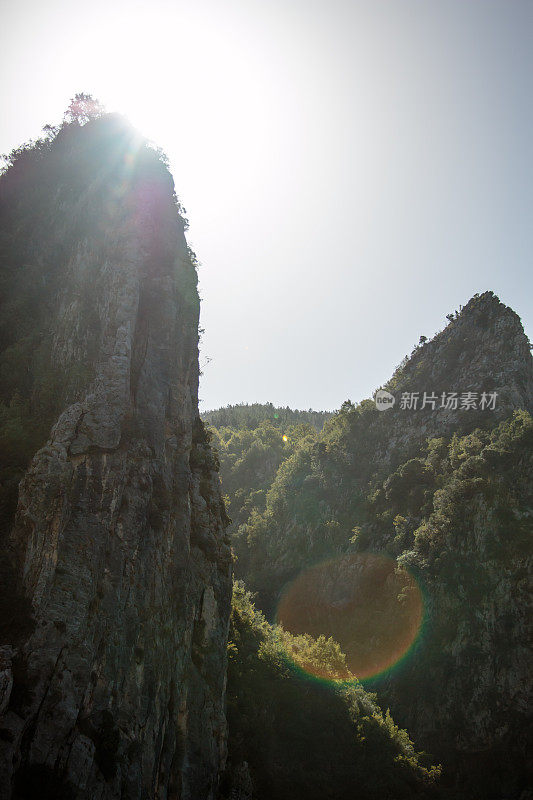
left=0, top=111, right=531, bottom=800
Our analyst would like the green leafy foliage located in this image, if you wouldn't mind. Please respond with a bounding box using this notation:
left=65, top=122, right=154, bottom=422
left=223, top=582, right=440, bottom=800
left=210, top=393, right=532, bottom=797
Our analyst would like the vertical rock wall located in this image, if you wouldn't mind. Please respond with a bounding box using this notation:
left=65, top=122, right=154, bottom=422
left=0, top=115, right=232, bottom=799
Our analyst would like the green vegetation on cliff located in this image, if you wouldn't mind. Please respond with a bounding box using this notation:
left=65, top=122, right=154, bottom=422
left=222, top=582, right=440, bottom=800
left=208, top=294, right=533, bottom=799
left=207, top=418, right=318, bottom=533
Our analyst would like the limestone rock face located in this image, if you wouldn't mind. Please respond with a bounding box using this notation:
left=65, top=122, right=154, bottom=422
left=368, top=291, right=533, bottom=466
left=0, top=116, right=232, bottom=799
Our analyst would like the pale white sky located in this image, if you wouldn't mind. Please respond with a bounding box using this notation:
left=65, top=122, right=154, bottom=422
left=2, top=0, right=532, bottom=411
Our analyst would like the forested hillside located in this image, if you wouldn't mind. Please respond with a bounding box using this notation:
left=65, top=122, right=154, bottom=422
left=202, top=402, right=331, bottom=431
left=207, top=293, right=533, bottom=799
left=202, top=404, right=446, bottom=798
left=221, top=583, right=440, bottom=800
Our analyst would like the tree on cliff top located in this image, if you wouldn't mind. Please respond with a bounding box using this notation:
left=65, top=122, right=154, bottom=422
left=63, top=93, right=105, bottom=125
left=0, top=93, right=105, bottom=176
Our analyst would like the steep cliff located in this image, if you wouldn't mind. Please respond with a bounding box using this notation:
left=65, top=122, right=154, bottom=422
left=0, top=114, right=232, bottom=799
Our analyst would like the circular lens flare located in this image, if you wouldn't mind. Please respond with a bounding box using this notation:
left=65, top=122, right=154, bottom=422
left=276, top=552, right=424, bottom=682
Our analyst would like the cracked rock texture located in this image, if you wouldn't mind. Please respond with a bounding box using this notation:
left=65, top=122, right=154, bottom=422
left=0, top=115, right=232, bottom=799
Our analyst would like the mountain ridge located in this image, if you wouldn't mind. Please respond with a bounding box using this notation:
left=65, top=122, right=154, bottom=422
left=208, top=291, right=533, bottom=799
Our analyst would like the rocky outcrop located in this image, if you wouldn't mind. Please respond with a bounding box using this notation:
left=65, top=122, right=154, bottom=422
left=0, top=115, right=232, bottom=799
left=369, top=291, right=533, bottom=468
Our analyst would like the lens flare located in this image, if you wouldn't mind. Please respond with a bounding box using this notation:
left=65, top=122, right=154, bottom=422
left=276, top=552, right=424, bottom=682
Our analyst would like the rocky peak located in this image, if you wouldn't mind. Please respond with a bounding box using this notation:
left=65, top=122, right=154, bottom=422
left=392, top=290, right=533, bottom=410
left=0, top=115, right=231, bottom=799
left=355, top=291, right=533, bottom=472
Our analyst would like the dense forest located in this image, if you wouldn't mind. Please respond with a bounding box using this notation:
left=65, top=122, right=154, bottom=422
left=202, top=403, right=332, bottom=432
left=221, top=581, right=440, bottom=800
left=206, top=292, right=533, bottom=799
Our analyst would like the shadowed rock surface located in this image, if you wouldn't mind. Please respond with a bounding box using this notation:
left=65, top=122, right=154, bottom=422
left=0, top=114, right=232, bottom=799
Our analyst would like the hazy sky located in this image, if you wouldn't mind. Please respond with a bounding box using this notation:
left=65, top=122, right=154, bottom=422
left=2, top=0, right=532, bottom=411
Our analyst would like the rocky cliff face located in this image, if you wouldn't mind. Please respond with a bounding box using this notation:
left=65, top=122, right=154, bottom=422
left=369, top=291, right=533, bottom=467
left=0, top=115, right=232, bottom=799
